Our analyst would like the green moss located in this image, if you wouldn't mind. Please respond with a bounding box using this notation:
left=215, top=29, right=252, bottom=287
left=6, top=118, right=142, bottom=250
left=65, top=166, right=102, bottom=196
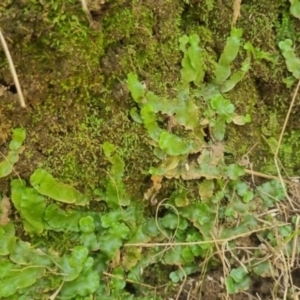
left=0, top=0, right=299, bottom=196
left=279, top=130, right=300, bottom=175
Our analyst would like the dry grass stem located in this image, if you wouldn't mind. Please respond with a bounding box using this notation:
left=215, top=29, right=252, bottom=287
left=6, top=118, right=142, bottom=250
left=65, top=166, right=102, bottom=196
left=0, top=151, right=22, bottom=182
left=80, top=0, right=93, bottom=24
left=232, top=0, right=242, bottom=26
left=0, top=28, right=26, bottom=108
left=275, top=79, right=300, bottom=158
left=245, top=169, right=293, bottom=184
left=175, top=265, right=187, bottom=300
left=291, top=215, right=300, bottom=267
left=125, top=224, right=289, bottom=247
left=0, top=195, right=11, bottom=225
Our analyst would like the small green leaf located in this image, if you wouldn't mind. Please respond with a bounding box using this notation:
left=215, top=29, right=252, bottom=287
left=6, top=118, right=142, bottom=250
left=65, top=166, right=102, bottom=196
left=80, top=232, right=99, bottom=250
left=290, top=0, right=300, bottom=19
left=181, top=247, right=195, bottom=263
left=112, top=268, right=126, bottom=291
left=232, top=114, right=251, bottom=125
left=44, top=204, right=82, bottom=232
left=223, top=27, right=243, bottom=61
left=102, top=142, right=116, bottom=158
left=253, top=260, right=273, bottom=277
left=59, top=256, right=82, bottom=282
left=257, top=180, right=285, bottom=207
left=11, top=180, right=46, bottom=234
left=129, top=107, right=143, bottom=123
left=169, top=270, right=181, bottom=283
left=279, top=225, right=292, bottom=237
left=179, top=33, right=206, bottom=86
left=174, top=190, right=190, bottom=207
left=0, top=260, right=13, bottom=278
left=213, top=116, right=226, bottom=140
left=127, top=73, right=145, bottom=103
left=163, top=246, right=185, bottom=265
left=235, top=181, right=253, bottom=203
left=109, top=155, right=125, bottom=179
left=174, top=100, right=199, bottom=130
left=215, top=28, right=243, bottom=84
left=140, top=104, right=162, bottom=141
left=225, top=277, right=235, bottom=294
left=79, top=216, right=95, bottom=233
left=60, top=270, right=99, bottom=298
left=108, top=222, right=130, bottom=239
left=0, top=128, right=26, bottom=178
left=279, top=39, right=300, bottom=79
left=9, top=128, right=26, bottom=151
left=221, top=56, right=251, bottom=92
left=0, top=150, right=23, bottom=178
left=210, top=94, right=235, bottom=115
left=158, top=131, right=191, bottom=156
left=101, top=210, right=123, bottom=228
left=226, top=164, right=245, bottom=180
left=160, top=213, right=179, bottom=230
left=0, top=229, right=16, bottom=255
left=226, top=267, right=251, bottom=294
left=179, top=35, right=189, bottom=51
left=198, top=180, right=215, bottom=201
left=70, top=246, right=89, bottom=267
left=230, top=267, right=248, bottom=283
left=169, top=265, right=199, bottom=283
left=30, top=169, right=88, bottom=205
left=211, top=190, right=224, bottom=203
left=9, top=240, right=34, bottom=264
left=179, top=203, right=214, bottom=226
left=0, top=266, right=44, bottom=298
left=99, top=234, right=123, bottom=259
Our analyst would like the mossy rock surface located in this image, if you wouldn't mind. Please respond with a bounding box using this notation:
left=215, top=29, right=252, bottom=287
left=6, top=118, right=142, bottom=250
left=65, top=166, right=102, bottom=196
left=1, top=1, right=300, bottom=298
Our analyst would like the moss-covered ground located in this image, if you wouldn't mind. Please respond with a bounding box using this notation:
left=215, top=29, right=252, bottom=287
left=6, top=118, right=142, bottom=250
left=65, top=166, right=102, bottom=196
left=1, top=0, right=300, bottom=299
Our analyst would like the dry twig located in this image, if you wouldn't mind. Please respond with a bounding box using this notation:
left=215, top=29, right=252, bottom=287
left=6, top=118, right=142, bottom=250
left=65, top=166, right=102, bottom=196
left=0, top=28, right=26, bottom=108
left=232, top=0, right=242, bottom=26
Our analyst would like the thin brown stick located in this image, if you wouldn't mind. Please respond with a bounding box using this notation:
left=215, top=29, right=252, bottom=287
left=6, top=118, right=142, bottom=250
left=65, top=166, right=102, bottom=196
left=0, top=151, right=22, bottom=182
left=124, top=223, right=289, bottom=247
left=245, top=169, right=292, bottom=184
left=275, top=79, right=300, bottom=158
left=232, top=0, right=242, bottom=26
left=291, top=215, right=300, bottom=267
left=175, top=265, right=187, bottom=300
left=0, top=28, right=26, bottom=108
left=274, top=79, right=300, bottom=209
left=49, top=279, right=65, bottom=300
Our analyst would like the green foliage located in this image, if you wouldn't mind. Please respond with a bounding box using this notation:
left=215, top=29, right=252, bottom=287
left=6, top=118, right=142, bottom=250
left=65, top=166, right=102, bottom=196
left=290, top=0, right=300, bottom=19
left=256, top=180, right=285, bottom=207
left=44, top=203, right=83, bottom=232
left=0, top=128, right=26, bottom=178
left=127, top=29, right=250, bottom=184
left=1, top=4, right=299, bottom=297
left=226, top=267, right=251, bottom=294
left=279, top=39, right=300, bottom=79
left=214, top=28, right=243, bottom=85
left=226, top=164, right=245, bottom=180
left=101, top=142, right=129, bottom=208
left=179, top=33, right=205, bottom=87
left=11, top=180, right=46, bottom=234
left=30, top=168, right=88, bottom=205
left=158, top=131, right=192, bottom=156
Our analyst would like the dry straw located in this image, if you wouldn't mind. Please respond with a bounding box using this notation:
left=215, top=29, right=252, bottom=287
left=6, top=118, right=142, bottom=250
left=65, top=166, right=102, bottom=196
left=0, top=27, right=26, bottom=108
